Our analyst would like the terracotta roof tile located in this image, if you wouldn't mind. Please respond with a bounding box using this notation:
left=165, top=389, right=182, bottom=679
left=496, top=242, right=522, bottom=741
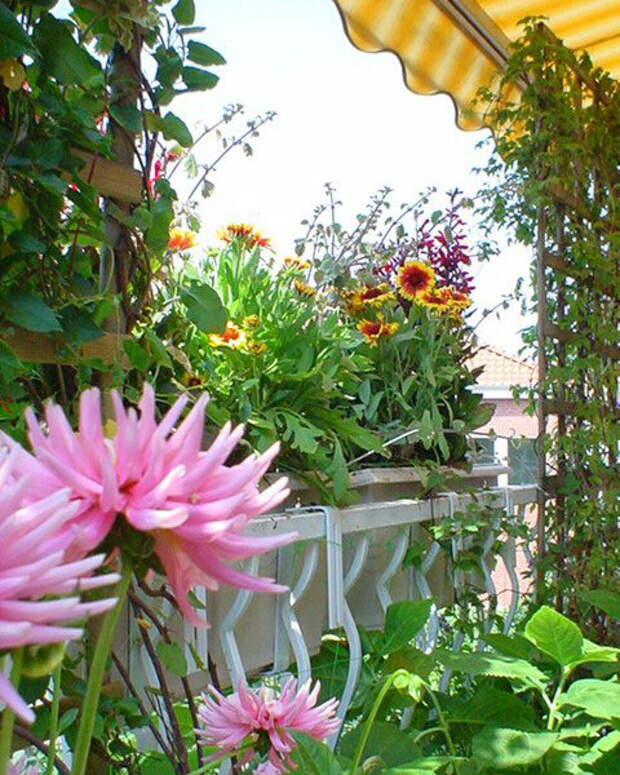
left=469, top=346, right=535, bottom=388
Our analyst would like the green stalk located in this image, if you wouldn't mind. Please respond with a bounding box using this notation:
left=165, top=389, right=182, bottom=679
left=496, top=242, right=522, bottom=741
left=547, top=667, right=571, bottom=731
left=70, top=561, right=133, bottom=775
left=351, top=670, right=407, bottom=774
left=0, top=648, right=24, bottom=775
left=45, top=660, right=63, bottom=775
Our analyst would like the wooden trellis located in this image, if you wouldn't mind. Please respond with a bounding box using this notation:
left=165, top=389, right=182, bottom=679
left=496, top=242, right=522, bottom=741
left=532, top=25, right=620, bottom=605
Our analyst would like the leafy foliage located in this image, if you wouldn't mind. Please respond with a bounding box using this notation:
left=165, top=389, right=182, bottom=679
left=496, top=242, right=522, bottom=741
left=476, top=20, right=620, bottom=642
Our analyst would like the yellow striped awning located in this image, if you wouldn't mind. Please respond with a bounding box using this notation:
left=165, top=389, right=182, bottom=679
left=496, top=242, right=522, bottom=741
left=331, top=0, right=620, bottom=130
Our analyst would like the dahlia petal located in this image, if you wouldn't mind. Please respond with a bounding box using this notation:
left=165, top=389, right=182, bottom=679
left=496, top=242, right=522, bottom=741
left=0, top=671, right=35, bottom=724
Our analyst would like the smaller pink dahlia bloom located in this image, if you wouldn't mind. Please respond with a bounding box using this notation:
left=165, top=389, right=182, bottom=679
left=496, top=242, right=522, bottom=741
left=0, top=453, right=119, bottom=724
left=9, top=758, right=40, bottom=775
left=196, top=678, right=340, bottom=773
left=5, top=384, right=293, bottom=625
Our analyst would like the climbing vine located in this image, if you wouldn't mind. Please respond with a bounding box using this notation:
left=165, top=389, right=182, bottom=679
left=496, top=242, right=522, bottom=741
left=478, top=19, right=620, bottom=640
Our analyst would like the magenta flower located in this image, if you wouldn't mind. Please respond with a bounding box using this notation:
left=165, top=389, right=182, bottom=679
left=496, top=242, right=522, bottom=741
left=5, top=384, right=293, bottom=625
left=0, top=453, right=119, bottom=724
left=196, top=678, right=340, bottom=773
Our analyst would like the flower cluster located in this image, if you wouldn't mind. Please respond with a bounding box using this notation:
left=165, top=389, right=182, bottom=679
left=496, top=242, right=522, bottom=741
left=168, top=227, right=198, bottom=252
left=219, top=223, right=271, bottom=250
left=343, top=283, right=396, bottom=315
left=0, top=452, right=119, bottom=723
left=283, top=256, right=311, bottom=272
left=293, top=279, right=316, bottom=298
left=3, top=384, right=293, bottom=627
left=209, top=321, right=267, bottom=354
left=357, top=317, right=400, bottom=346
left=197, top=678, right=340, bottom=773
left=396, top=260, right=472, bottom=316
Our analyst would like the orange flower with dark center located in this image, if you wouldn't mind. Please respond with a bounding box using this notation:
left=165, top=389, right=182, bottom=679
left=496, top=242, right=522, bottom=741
left=417, top=287, right=452, bottom=313
left=343, top=283, right=396, bottom=314
left=397, top=261, right=435, bottom=300
left=357, top=318, right=400, bottom=346
left=168, top=228, right=197, bottom=252
left=294, top=279, right=316, bottom=298
left=442, top=287, right=472, bottom=311
left=208, top=323, right=247, bottom=349
left=219, top=223, right=271, bottom=250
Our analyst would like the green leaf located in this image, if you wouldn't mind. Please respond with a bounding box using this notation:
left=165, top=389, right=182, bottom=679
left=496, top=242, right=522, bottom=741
left=172, top=0, right=195, bottom=25
left=331, top=439, right=348, bottom=501
left=472, top=727, right=557, bottom=769
left=290, top=732, right=343, bottom=775
left=123, top=339, right=151, bottom=371
left=380, top=600, right=432, bottom=656
left=180, top=281, right=227, bottom=333
left=339, top=721, right=421, bottom=767
left=143, top=329, right=172, bottom=368
left=561, top=679, right=620, bottom=720
left=0, top=4, right=37, bottom=58
left=445, top=685, right=536, bottom=729
left=109, top=103, right=143, bottom=133
left=187, top=41, right=226, bottom=66
left=435, top=650, right=548, bottom=688
left=159, top=112, right=193, bottom=147
left=60, top=306, right=103, bottom=344
left=146, top=196, right=174, bottom=252
left=386, top=756, right=466, bottom=774
left=581, top=590, right=620, bottom=621
left=156, top=641, right=188, bottom=677
left=181, top=66, right=219, bottom=91
left=34, top=14, right=101, bottom=86
left=481, top=633, right=537, bottom=661
left=58, top=707, right=79, bottom=732
left=0, top=339, right=21, bottom=378
left=525, top=606, right=583, bottom=666
left=5, top=292, right=61, bottom=332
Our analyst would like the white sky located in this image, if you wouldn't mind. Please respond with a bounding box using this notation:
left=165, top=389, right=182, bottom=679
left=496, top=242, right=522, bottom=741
left=175, top=0, right=534, bottom=356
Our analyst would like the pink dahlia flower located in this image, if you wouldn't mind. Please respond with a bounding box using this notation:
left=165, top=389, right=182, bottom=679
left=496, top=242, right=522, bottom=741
left=5, top=384, right=293, bottom=625
left=0, top=453, right=119, bottom=724
left=196, top=678, right=340, bottom=773
left=9, top=758, right=40, bottom=775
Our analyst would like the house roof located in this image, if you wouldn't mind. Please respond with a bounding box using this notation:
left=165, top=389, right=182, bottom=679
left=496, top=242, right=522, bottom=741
left=469, top=346, right=536, bottom=389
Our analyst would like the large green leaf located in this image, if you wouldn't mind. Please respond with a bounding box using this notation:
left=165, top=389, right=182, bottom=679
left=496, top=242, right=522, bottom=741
left=525, top=606, right=583, bottom=666
left=581, top=590, right=620, bottom=621
left=445, top=685, right=536, bottom=729
left=339, top=721, right=421, bottom=767
left=290, top=732, right=343, bottom=775
left=435, top=651, right=548, bottom=688
left=109, top=103, right=143, bottom=133
left=145, top=196, right=174, bottom=252
left=159, top=112, right=193, bottom=147
left=156, top=642, right=187, bottom=677
left=561, top=679, right=620, bottom=720
left=180, top=282, right=227, bottom=333
left=481, top=633, right=537, bottom=661
left=34, top=14, right=101, bottom=86
left=181, top=66, right=219, bottom=91
left=60, top=306, right=103, bottom=345
left=472, top=727, right=557, bottom=770
left=386, top=756, right=468, bottom=774
left=0, top=4, right=38, bottom=58
left=172, top=0, right=195, bottom=25
left=187, top=41, right=226, bottom=66
left=5, top=292, right=61, bottom=332
left=380, top=600, right=432, bottom=656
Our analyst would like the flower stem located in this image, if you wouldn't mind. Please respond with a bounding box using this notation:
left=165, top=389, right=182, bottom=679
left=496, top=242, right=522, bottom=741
left=70, top=561, right=133, bottom=775
left=0, top=648, right=24, bottom=775
left=46, top=660, right=63, bottom=775
left=351, top=670, right=407, bottom=773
